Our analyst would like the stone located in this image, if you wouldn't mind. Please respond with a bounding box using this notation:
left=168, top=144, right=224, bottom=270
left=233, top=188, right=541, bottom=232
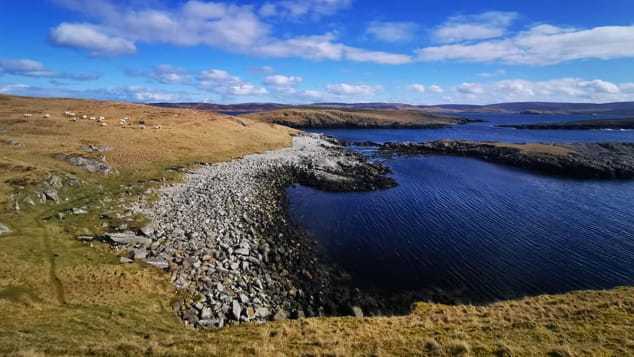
left=0, top=223, right=11, bottom=236
left=120, top=257, right=133, bottom=264
left=234, top=248, right=249, bottom=256
left=200, top=307, right=213, bottom=319
left=43, top=189, right=59, bottom=202
left=103, top=232, right=152, bottom=247
left=140, top=223, right=155, bottom=237
left=76, top=235, right=95, bottom=242
left=131, top=248, right=148, bottom=260
left=273, top=309, right=288, bottom=321
left=351, top=306, right=364, bottom=318
left=232, top=300, right=242, bottom=319
left=145, top=259, right=169, bottom=270
left=72, top=207, right=88, bottom=215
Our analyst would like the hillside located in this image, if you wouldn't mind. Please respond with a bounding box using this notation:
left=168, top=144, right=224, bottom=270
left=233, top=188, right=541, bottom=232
left=243, top=108, right=471, bottom=128
left=501, top=117, right=634, bottom=130
left=0, top=94, right=633, bottom=356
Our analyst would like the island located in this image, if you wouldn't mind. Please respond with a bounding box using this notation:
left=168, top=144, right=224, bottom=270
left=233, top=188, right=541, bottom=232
left=243, top=108, right=474, bottom=129
left=500, top=117, right=634, bottom=130
left=380, top=140, right=634, bottom=179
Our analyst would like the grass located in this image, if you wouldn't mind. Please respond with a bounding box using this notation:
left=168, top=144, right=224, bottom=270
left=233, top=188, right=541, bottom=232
left=244, top=108, right=465, bottom=128
left=1, top=94, right=633, bottom=356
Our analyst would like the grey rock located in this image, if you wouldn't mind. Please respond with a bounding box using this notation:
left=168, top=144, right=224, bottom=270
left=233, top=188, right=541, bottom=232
left=351, top=306, right=364, bottom=318
left=232, top=300, right=242, bottom=319
left=103, top=232, right=152, bottom=247
left=76, top=235, right=95, bottom=242
left=273, top=309, right=288, bottom=321
left=0, top=223, right=11, bottom=236
left=120, top=257, right=133, bottom=264
left=58, top=154, right=112, bottom=175
left=145, top=258, right=169, bottom=270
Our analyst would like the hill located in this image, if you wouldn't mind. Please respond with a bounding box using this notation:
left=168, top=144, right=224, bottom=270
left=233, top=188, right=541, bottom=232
left=501, top=117, right=634, bottom=130
left=243, top=108, right=471, bottom=128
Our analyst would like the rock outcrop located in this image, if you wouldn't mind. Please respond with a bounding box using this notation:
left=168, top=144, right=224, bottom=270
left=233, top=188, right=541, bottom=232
left=380, top=141, right=634, bottom=179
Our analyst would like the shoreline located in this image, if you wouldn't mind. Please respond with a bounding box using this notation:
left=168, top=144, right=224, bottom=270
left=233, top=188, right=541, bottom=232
left=380, top=140, right=634, bottom=179
left=125, top=133, right=396, bottom=328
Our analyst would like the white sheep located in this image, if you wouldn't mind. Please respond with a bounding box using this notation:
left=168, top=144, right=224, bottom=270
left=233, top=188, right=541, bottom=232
left=82, top=115, right=88, bottom=119
left=23, top=113, right=32, bottom=118
left=43, top=113, right=50, bottom=118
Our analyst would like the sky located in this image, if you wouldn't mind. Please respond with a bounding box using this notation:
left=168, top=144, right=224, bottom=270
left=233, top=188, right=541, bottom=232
left=2, top=0, right=634, bottom=105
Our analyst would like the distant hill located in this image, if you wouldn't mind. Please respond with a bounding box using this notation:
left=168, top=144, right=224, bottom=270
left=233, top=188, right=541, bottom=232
left=152, top=101, right=634, bottom=116
left=242, top=108, right=471, bottom=129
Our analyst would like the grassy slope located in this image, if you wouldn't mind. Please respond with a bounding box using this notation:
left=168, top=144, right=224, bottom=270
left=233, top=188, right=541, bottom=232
left=1, top=95, right=633, bottom=356
left=244, top=108, right=465, bottom=128
left=503, top=117, right=634, bottom=129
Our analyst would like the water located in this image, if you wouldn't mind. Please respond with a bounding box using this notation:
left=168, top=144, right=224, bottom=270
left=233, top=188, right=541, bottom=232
left=288, top=114, right=634, bottom=302
left=314, top=113, right=634, bottom=144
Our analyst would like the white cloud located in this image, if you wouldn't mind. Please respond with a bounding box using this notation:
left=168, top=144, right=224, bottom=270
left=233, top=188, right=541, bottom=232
left=433, top=11, right=518, bottom=43
left=259, top=0, right=351, bottom=19
left=50, top=23, right=136, bottom=56
left=0, top=58, right=99, bottom=81
left=128, top=65, right=192, bottom=85
left=326, top=83, right=382, bottom=96
left=448, top=78, right=634, bottom=104
left=255, top=33, right=412, bottom=64
left=419, top=24, right=634, bottom=65
left=429, top=84, right=444, bottom=93
left=457, top=82, right=484, bottom=95
left=198, top=68, right=267, bottom=96
left=264, top=74, right=303, bottom=87
left=51, top=0, right=410, bottom=65
left=408, top=84, right=426, bottom=93
left=367, top=21, right=418, bottom=43
left=0, top=59, right=55, bottom=77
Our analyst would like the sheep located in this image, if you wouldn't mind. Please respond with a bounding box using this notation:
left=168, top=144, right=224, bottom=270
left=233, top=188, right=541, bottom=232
left=23, top=113, right=32, bottom=118
left=153, top=125, right=162, bottom=129
left=82, top=115, right=88, bottom=119
left=98, top=116, right=105, bottom=120
left=43, top=113, right=50, bottom=118
left=89, top=116, right=96, bottom=120
left=100, top=122, right=108, bottom=127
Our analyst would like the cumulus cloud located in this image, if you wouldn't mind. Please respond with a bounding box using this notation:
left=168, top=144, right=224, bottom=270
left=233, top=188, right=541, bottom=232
left=51, top=0, right=409, bottom=64
left=457, top=82, right=484, bottom=95
left=0, top=58, right=99, bottom=81
left=264, top=74, right=303, bottom=87
left=127, top=65, right=192, bottom=85
left=326, top=83, right=382, bottom=96
left=419, top=24, right=634, bottom=65
left=448, top=78, right=634, bottom=104
left=198, top=69, right=267, bottom=96
left=433, top=11, right=518, bottom=43
left=259, top=0, right=352, bottom=19
left=254, top=33, right=412, bottom=64
left=429, top=84, right=444, bottom=93
left=367, top=21, right=418, bottom=43
left=50, top=23, right=136, bottom=56
left=408, top=84, right=426, bottom=93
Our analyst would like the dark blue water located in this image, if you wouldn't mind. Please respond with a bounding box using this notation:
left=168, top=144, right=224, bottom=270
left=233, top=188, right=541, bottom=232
left=313, top=113, right=634, bottom=144
left=289, top=114, right=634, bottom=302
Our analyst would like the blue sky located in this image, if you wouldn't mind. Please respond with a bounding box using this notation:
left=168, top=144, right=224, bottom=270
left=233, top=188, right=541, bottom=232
left=2, top=0, right=634, bottom=104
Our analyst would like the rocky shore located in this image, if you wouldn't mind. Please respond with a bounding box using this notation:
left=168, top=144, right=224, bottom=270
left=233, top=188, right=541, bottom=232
left=115, top=133, right=396, bottom=328
left=380, top=140, right=634, bottom=179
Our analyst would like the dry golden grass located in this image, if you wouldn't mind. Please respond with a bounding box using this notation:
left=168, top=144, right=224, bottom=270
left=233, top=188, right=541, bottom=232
left=0, top=95, right=632, bottom=356
left=245, top=108, right=464, bottom=128
left=493, top=142, right=575, bottom=156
